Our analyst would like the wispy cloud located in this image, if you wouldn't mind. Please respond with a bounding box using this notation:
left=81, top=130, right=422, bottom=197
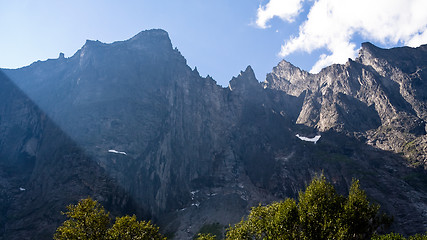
left=256, top=0, right=305, bottom=28
left=257, top=0, right=427, bottom=73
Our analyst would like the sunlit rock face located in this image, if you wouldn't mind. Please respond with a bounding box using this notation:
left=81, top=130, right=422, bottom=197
left=265, top=43, right=427, bottom=167
left=1, top=30, right=426, bottom=239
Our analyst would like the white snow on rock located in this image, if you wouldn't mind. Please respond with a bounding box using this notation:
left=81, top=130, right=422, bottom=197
left=296, top=134, right=321, bottom=144
left=108, top=149, right=127, bottom=155
left=19, top=187, right=26, bottom=191
left=190, top=190, right=199, bottom=200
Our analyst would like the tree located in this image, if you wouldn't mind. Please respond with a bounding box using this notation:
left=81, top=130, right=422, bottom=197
left=54, top=197, right=110, bottom=240
left=226, top=199, right=299, bottom=240
left=338, top=180, right=388, bottom=239
left=298, top=175, right=344, bottom=239
left=226, top=174, right=390, bottom=240
left=195, top=233, right=217, bottom=240
left=107, top=215, right=166, bottom=240
left=54, top=198, right=166, bottom=240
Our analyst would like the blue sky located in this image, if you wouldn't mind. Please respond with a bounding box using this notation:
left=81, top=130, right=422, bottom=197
left=1, top=0, right=426, bottom=86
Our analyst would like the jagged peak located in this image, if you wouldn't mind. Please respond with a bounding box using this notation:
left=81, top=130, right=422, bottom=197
left=193, top=66, right=200, bottom=76
left=240, top=65, right=256, bottom=78
left=234, top=65, right=257, bottom=82
left=272, top=60, right=307, bottom=76
left=276, top=59, right=299, bottom=69
left=264, top=59, right=309, bottom=88
left=228, top=65, right=259, bottom=91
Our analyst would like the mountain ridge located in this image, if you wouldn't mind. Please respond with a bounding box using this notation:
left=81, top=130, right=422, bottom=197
left=0, top=29, right=426, bottom=239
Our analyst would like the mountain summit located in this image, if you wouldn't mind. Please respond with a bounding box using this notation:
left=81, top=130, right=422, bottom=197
left=0, top=29, right=426, bottom=239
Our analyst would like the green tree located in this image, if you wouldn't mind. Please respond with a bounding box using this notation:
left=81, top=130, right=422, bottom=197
left=298, top=175, right=344, bottom=239
left=195, top=233, right=217, bottom=240
left=107, top=215, right=166, bottom=240
left=226, top=174, right=390, bottom=240
left=54, top=198, right=166, bottom=240
left=338, top=180, right=388, bottom=239
left=54, top=197, right=110, bottom=240
left=226, top=199, right=298, bottom=240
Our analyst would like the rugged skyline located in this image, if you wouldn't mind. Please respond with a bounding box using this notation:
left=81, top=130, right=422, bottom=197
left=1, top=0, right=427, bottom=86
left=0, top=29, right=426, bottom=239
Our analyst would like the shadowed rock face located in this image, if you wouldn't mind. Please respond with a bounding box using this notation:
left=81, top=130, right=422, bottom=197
left=0, top=30, right=426, bottom=239
left=0, top=71, right=138, bottom=240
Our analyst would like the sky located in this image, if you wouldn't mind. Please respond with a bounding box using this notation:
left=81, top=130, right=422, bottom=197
left=1, top=0, right=427, bottom=86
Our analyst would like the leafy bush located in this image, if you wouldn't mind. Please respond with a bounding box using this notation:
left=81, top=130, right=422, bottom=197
left=54, top=197, right=165, bottom=240
left=195, top=233, right=217, bottom=240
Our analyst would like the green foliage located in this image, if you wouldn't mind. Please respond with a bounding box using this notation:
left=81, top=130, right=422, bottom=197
left=54, top=197, right=110, bottom=240
left=298, top=175, right=344, bottom=239
left=195, top=222, right=223, bottom=239
left=107, top=215, right=166, bottom=240
left=226, top=174, right=390, bottom=240
left=54, top=181, right=423, bottom=240
left=195, top=233, right=217, bottom=240
left=339, top=180, right=387, bottom=239
left=227, top=198, right=298, bottom=240
left=54, top=198, right=166, bottom=240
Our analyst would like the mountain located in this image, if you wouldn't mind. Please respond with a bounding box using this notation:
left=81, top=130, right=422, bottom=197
left=0, top=71, right=138, bottom=239
left=0, top=29, right=426, bottom=239
left=264, top=42, right=427, bottom=167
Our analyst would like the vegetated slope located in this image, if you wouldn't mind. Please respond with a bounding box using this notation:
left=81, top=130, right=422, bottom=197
left=1, top=29, right=426, bottom=239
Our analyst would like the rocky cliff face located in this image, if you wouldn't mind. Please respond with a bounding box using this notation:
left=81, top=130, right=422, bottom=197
left=264, top=42, right=427, bottom=167
left=0, top=30, right=426, bottom=239
left=0, top=72, right=137, bottom=239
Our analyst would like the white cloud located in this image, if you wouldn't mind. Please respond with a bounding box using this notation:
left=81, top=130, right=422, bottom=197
left=256, top=0, right=305, bottom=28
left=407, top=30, right=427, bottom=47
left=258, top=0, right=427, bottom=73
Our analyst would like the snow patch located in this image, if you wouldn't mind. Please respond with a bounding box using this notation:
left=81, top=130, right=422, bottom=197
left=296, top=134, right=321, bottom=144
left=240, top=194, right=248, bottom=201
left=190, top=190, right=199, bottom=200
left=191, top=202, right=200, bottom=207
left=108, top=149, right=127, bottom=155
